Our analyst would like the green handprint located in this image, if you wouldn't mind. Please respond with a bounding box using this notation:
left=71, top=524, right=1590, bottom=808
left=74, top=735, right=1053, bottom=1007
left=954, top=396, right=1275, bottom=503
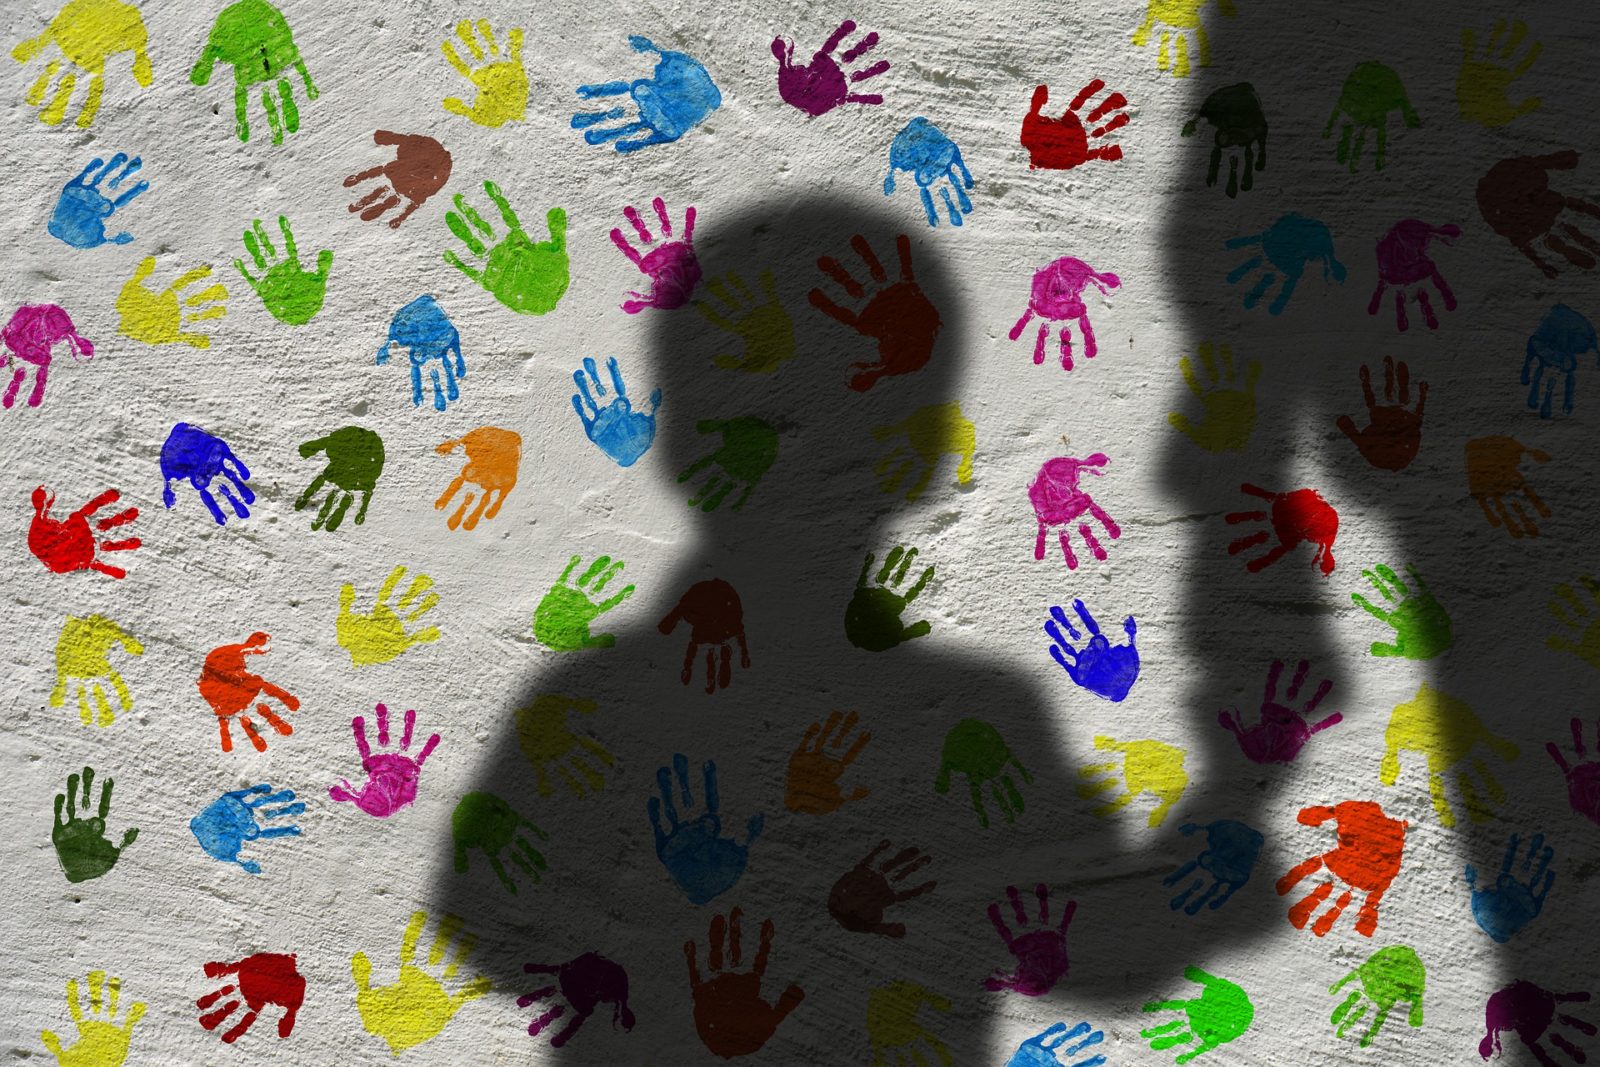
left=1167, top=342, right=1259, bottom=453
left=934, top=718, right=1031, bottom=828
left=296, top=426, right=383, bottom=531
left=1323, top=61, right=1419, bottom=172
left=846, top=546, right=934, bottom=651
left=189, top=0, right=317, bottom=145
left=677, top=417, right=779, bottom=511
left=1351, top=563, right=1452, bottom=660
left=1142, top=965, right=1254, bottom=1063
left=533, top=555, right=635, bottom=651
left=871, top=401, right=975, bottom=501
left=444, top=181, right=569, bottom=316
left=53, top=766, right=137, bottom=884
left=1329, top=945, right=1425, bottom=1047
left=451, top=791, right=548, bottom=894
left=697, top=270, right=796, bottom=373
left=234, top=216, right=332, bottom=326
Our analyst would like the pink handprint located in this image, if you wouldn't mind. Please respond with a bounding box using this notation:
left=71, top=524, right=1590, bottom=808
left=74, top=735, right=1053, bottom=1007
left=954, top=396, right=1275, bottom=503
left=2, top=303, right=93, bottom=408
left=1029, top=453, right=1120, bottom=569
left=611, top=197, right=700, bottom=314
left=1548, top=717, right=1600, bottom=827
left=1218, top=659, right=1342, bottom=764
left=771, top=20, right=888, bottom=117
left=1226, top=483, right=1339, bottom=576
left=1368, top=219, right=1460, bottom=331
left=983, top=883, right=1077, bottom=996
left=328, top=703, right=440, bottom=817
left=1008, top=257, right=1121, bottom=370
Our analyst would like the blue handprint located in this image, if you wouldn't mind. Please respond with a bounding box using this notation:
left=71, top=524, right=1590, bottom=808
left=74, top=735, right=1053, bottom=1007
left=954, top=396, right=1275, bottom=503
left=1466, top=832, right=1555, bottom=943
left=572, top=356, right=661, bottom=467
left=1007, top=1022, right=1107, bottom=1067
left=572, top=36, right=721, bottom=153
left=649, top=754, right=763, bottom=905
left=1225, top=213, right=1346, bottom=315
left=1163, top=820, right=1264, bottom=914
left=189, top=784, right=303, bottom=875
left=1523, top=303, right=1599, bottom=418
left=160, top=422, right=255, bottom=525
left=48, top=154, right=149, bottom=248
left=884, top=117, right=975, bottom=228
left=377, top=295, right=465, bottom=411
left=1046, top=600, right=1139, bottom=702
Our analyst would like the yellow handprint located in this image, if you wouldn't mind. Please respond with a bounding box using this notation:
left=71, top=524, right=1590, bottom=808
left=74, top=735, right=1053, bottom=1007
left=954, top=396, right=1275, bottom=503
left=1380, top=684, right=1519, bottom=828
left=441, top=20, right=527, bottom=128
left=41, top=970, right=145, bottom=1067
left=1078, top=735, right=1189, bottom=826
left=1547, top=577, right=1600, bottom=671
left=1167, top=342, right=1260, bottom=453
left=336, top=565, right=443, bottom=667
left=1458, top=20, right=1541, bottom=129
left=353, top=911, right=491, bottom=1054
left=871, top=402, right=976, bottom=501
left=697, top=270, right=797, bottom=373
left=516, top=693, right=615, bottom=797
left=12, top=0, right=153, bottom=128
left=51, top=615, right=143, bottom=727
left=116, top=259, right=228, bottom=349
left=1131, top=0, right=1237, bottom=79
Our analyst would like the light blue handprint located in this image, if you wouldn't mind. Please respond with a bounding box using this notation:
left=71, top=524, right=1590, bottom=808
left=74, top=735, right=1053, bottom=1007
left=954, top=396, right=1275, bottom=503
left=377, top=294, right=465, bottom=411
left=1046, top=600, right=1139, bottom=702
left=48, top=154, right=149, bottom=248
left=1225, top=213, right=1346, bottom=315
left=189, top=784, right=303, bottom=874
left=649, top=754, right=762, bottom=905
left=884, top=117, right=975, bottom=227
left=572, top=36, right=721, bottom=153
left=1466, top=832, right=1555, bottom=943
left=1007, top=1022, right=1107, bottom=1067
left=1163, top=820, right=1264, bottom=914
left=572, top=356, right=660, bottom=467
left=160, top=422, right=255, bottom=526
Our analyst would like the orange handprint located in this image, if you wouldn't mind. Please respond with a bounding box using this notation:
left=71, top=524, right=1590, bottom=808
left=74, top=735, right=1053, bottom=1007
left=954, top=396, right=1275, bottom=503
left=197, top=632, right=300, bottom=753
left=435, top=427, right=521, bottom=531
left=785, top=710, right=871, bottom=815
left=1277, top=800, right=1407, bottom=938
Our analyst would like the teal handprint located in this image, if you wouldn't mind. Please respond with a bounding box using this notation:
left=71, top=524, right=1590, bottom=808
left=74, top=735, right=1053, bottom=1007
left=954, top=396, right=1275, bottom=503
left=1142, top=966, right=1254, bottom=1063
left=444, top=182, right=569, bottom=316
left=1323, top=61, right=1419, bottom=172
left=1352, top=563, right=1452, bottom=660
left=677, top=417, right=779, bottom=511
left=533, top=555, right=636, bottom=651
left=234, top=216, right=331, bottom=326
left=190, top=0, right=317, bottom=145
left=1329, top=945, right=1425, bottom=1047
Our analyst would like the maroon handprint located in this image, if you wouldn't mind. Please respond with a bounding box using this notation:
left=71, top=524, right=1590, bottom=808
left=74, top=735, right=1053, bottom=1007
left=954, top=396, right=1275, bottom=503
left=1368, top=219, right=1460, bottom=331
left=1218, top=659, right=1341, bottom=764
left=1008, top=256, right=1121, bottom=369
left=1477, top=151, right=1600, bottom=278
left=684, top=909, right=805, bottom=1059
left=1226, top=483, right=1339, bottom=576
left=1548, top=717, right=1600, bottom=827
left=1480, top=980, right=1594, bottom=1064
left=1335, top=356, right=1427, bottom=472
left=809, top=233, right=942, bottom=392
left=611, top=197, right=701, bottom=313
left=196, top=952, right=305, bottom=1044
left=1029, top=453, right=1120, bottom=569
left=657, top=578, right=751, bottom=694
left=1277, top=800, right=1407, bottom=938
left=1020, top=81, right=1129, bottom=170
left=771, top=20, right=888, bottom=117
left=29, top=486, right=140, bottom=578
left=520, top=953, right=636, bottom=1048
left=827, top=840, right=937, bottom=938
left=2, top=303, right=93, bottom=409
left=983, top=883, right=1077, bottom=996
left=327, top=703, right=441, bottom=818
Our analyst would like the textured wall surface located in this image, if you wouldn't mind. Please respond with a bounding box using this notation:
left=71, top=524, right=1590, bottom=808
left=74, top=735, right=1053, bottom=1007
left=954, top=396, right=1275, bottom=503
left=3, top=0, right=1600, bottom=1064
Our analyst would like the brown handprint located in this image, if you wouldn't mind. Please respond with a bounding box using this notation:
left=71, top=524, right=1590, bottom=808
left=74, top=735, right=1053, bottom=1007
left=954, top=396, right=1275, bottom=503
left=684, top=909, right=805, bottom=1059
left=1276, top=800, right=1407, bottom=938
left=808, top=233, right=942, bottom=392
left=785, top=710, right=871, bottom=814
left=827, top=840, right=936, bottom=938
left=1466, top=436, right=1551, bottom=538
left=658, top=578, right=750, bottom=694
left=1476, top=151, right=1600, bottom=278
left=1335, top=356, right=1427, bottom=471
left=344, top=131, right=453, bottom=229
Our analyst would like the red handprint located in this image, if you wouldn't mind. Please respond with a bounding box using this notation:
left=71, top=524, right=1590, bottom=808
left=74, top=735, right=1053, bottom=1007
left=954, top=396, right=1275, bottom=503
left=197, top=633, right=301, bottom=753
left=29, top=487, right=140, bottom=578
left=1226, top=483, right=1338, bottom=576
left=1008, top=256, right=1121, bottom=369
left=1276, top=800, right=1407, bottom=937
left=197, top=952, right=305, bottom=1043
left=658, top=578, right=751, bottom=694
left=1021, top=81, right=1129, bottom=170
left=1368, top=219, right=1460, bottom=331
left=1029, top=453, right=1120, bottom=569
left=2, top=303, right=93, bottom=409
left=611, top=197, right=701, bottom=313
left=809, top=233, right=942, bottom=392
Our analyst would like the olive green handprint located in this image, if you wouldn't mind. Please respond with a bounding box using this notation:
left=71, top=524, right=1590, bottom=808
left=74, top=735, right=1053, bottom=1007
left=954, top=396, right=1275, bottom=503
left=234, top=216, right=331, bottom=326
left=296, top=426, right=383, bottom=531
left=697, top=271, right=796, bottom=373
left=1352, top=563, right=1452, bottom=660
left=532, top=555, right=635, bottom=651
left=451, top=791, right=548, bottom=894
left=1142, top=966, right=1255, bottom=1063
left=934, top=718, right=1031, bottom=828
left=1324, top=61, right=1419, bottom=172
left=678, top=417, right=779, bottom=511
left=444, top=182, right=569, bottom=316
left=845, top=546, right=933, bottom=652
left=1329, top=945, right=1425, bottom=1048
left=53, top=766, right=137, bottom=884
left=1167, top=342, right=1259, bottom=453
left=190, top=0, right=317, bottom=145
left=871, top=401, right=975, bottom=501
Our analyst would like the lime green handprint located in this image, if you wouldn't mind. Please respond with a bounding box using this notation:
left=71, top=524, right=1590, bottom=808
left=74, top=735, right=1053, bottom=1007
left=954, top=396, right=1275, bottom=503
left=1078, top=735, right=1189, bottom=827
left=1324, top=61, right=1419, bottom=172
left=1352, top=563, right=1452, bottom=660
left=872, top=401, right=975, bottom=501
left=1142, top=966, right=1254, bottom=1063
left=1167, top=342, right=1259, bottom=453
left=935, top=718, right=1031, bottom=828
left=1329, top=945, right=1425, bottom=1048
left=678, top=417, right=780, bottom=511
left=440, top=20, right=527, bottom=128
left=533, top=555, right=636, bottom=651
left=697, top=271, right=796, bottom=373
left=352, top=911, right=490, bottom=1055
left=444, top=182, right=569, bottom=315
left=451, top=791, right=548, bottom=894
left=234, top=216, right=331, bottom=326
left=40, top=971, right=144, bottom=1067
left=190, top=0, right=317, bottom=145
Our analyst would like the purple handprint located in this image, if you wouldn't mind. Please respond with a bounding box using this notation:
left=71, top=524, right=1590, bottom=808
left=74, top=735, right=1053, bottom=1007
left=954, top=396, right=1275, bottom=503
left=984, top=883, right=1077, bottom=996
left=1548, top=717, right=1600, bottom=827
left=2, top=304, right=93, bottom=409
left=1218, top=660, right=1341, bottom=764
left=520, top=953, right=636, bottom=1048
left=1480, top=980, right=1593, bottom=1064
left=1008, top=257, right=1121, bottom=369
left=1368, top=219, right=1460, bottom=331
left=1029, top=453, right=1120, bottom=569
left=328, top=703, right=440, bottom=818
left=611, top=197, right=700, bottom=314
left=772, top=20, right=888, bottom=117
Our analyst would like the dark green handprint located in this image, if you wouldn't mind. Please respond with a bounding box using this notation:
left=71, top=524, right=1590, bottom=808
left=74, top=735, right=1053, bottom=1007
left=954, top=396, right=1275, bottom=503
left=1329, top=945, right=1425, bottom=1047
left=53, top=767, right=137, bottom=884
left=533, top=555, right=636, bottom=651
left=296, top=426, right=384, bottom=531
left=1324, top=61, right=1419, bottom=172
left=1142, top=966, right=1255, bottom=1063
left=190, top=0, right=318, bottom=144
left=235, top=216, right=332, bottom=326
left=934, top=718, right=1031, bottom=828
left=444, top=182, right=570, bottom=316
left=677, top=417, right=779, bottom=511
left=451, top=791, right=549, bottom=894
left=846, top=546, right=934, bottom=651
left=1352, top=563, right=1452, bottom=660
left=1181, top=82, right=1267, bottom=197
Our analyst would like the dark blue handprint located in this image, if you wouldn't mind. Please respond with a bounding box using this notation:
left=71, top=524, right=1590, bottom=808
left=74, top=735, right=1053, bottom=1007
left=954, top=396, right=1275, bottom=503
left=190, top=784, right=303, bottom=875
left=1046, top=600, right=1139, bottom=702
left=160, top=422, right=255, bottom=525
left=884, top=117, right=974, bottom=228
left=649, top=754, right=762, bottom=905
left=378, top=295, right=465, bottom=411
left=1523, top=303, right=1599, bottom=418
left=572, top=356, right=661, bottom=467
left=48, top=154, right=149, bottom=249
left=1163, top=820, right=1264, bottom=914
left=1466, top=832, right=1555, bottom=943
left=1006, top=1021, right=1107, bottom=1067
left=572, top=36, right=721, bottom=153
left=1225, top=213, right=1346, bottom=315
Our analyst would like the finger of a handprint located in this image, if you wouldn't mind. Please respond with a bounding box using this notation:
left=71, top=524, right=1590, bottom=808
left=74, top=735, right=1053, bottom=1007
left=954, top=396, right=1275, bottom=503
left=375, top=565, right=408, bottom=607
left=399, top=910, right=428, bottom=965
left=248, top=218, right=277, bottom=265
left=575, top=555, right=611, bottom=589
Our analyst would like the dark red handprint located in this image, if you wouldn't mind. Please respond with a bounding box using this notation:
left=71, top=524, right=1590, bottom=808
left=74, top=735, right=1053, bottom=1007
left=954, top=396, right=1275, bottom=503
left=1226, top=483, right=1338, bottom=576
left=1477, top=151, right=1600, bottom=278
left=1277, top=800, right=1407, bottom=937
left=658, top=578, right=751, bottom=694
left=983, top=883, right=1077, bottom=996
left=1021, top=81, right=1129, bottom=170
left=1029, top=453, right=1120, bottom=569
left=29, top=487, right=140, bottom=578
left=771, top=20, right=888, bottom=117
left=684, top=909, right=805, bottom=1059
left=1218, top=659, right=1341, bottom=764
left=809, top=233, right=942, bottom=392
left=2, top=303, right=93, bottom=409
left=1335, top=357, right=1427, bottom=472
left=1368, top=219, right=1460, bottom=331
left=828, top=840, right=937, bottom=938
left=1548, top=717, right=1600, bottom=827
left=197, top=952, right=305, bottom=1043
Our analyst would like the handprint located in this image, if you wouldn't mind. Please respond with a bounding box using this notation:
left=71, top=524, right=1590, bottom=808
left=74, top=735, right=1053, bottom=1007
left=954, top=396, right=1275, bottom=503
left=534, top=555, right=635, bottom=651
left=344, top=131, right=452, bottom=229
left=1182, top=82, right=1266, bottom=197
left=1163, top=820, right=1263, bottom=914
left=1045, top=599, right=1139, bottom=702
left=1382, top=684, right=1519, bottom=827
left=197, top=953, right=304, bottom=1044
left=1459, top=20, right=1542, bottom=128
left=41, top=972, right=144, bottom=1066
left=189, top=783, right=301, bottom=874
left=1548, top=577, right=1600, bottom=671
left=1218, top=659, right=1341, bottom=764
left=1007, top=1022, right=1107, bottom=1067
left=573, top=357, right=660, bottom=466
left=12, top=0, right=152, bottom=128
left=984, top=883, right=1076, bottom=996
left=658, top=579, right=751, bottom=689
left=698, top=270, right=796, bottom=373
left=867, top=981, right=951, bottom=1067
left=329, top=704, right=441, bottom=817
left=1226, top=483, right=1338, bottom=576
left=1468, top=436, right=1551, bottom=537
left=1352, top=563, right=1452, bottom=659
left=295, top=426, right=382, bottom=531
left=810, top=233, right=941, bottom=391
left=435, top=427, right=520, bottom=530
left=352, top=911, right=490, bottom=1055
left=872, top=401, right=974, bottom=500
left=685, top=910, right=804, bottom=1058
left=1225, top=213, right=1346, bottom=315
left=1131, top=0, right=1236, bottom=78
left=885, top=117, right=974, bottom=227
left=116, top=259, right=227, bottom=348
left=572, top=35, right=721, bottom=152
left=377, top=295, right=465, bottom=411
left=650, top=754, right=763, bottom=904
left=52, top=766, right=136, bottom=883
left=611, top=197, right=701, bottom=313
left=1478, top=152, right=1600, bottom=278
left=160, top=422, right=254, bottom=525
left=785, top=710, right=871, bottom=815
left=1008, top=257, right=1121, bottom=369
left=1467, top=832, right=1555, bottom=943
left=846, top=546, right=934, bottom=651
left=677, top=418, right=779, bottom=511
left=936, top=718, right=1031, bottom=827
left=49, top=154, right=147, bottom=248
left=829, top=840, right=936, bottom=938
left=773, top=20, right=887, bottom=117
left=233, top=215, right=331, bottom=326
left=198, top=632, right=300, bottom=753
left=1078, top=735, right=1188, bottom=827
left=1277, top=800, right=1407, bottom=937
left=336, top=565, right=442, bottom=667
left=1480, top=981, right=1593, bottom=1064
left=1324, top=62, right=1420, bottom=172
left=1522, top=303, right=1598, bottom=418
left=51, top=614, right=142, bottom=726
left=521, top=954, right=634, bottom=1048
left=516, top=694, right=614, bottom=797
left=189, top=0, right=317, bottom=144
left=1329, top=945, right=1425, bottom=1048
left=30, top=486, right=139, bottom=578
left=1336, top=356, right=1427, bottom=470
left=444, top=183, right=569, bottom=314
left=1548, top=717, right=1600, bottom=825
left=1369, top=221, right=1459, bottom=331
left=452, top=791, right=548, bottom=893
left=1167, top=342, right=1259, bottom=452
left=440, top=20, right=526, bottom=127
left=1021, top=81, right=1128, bottom=170
left=1029, top=453, right=1120, bottom=568
left=1142, top=966, right=1254, bottom=1063
left=2, top=303, right=93, bottom=409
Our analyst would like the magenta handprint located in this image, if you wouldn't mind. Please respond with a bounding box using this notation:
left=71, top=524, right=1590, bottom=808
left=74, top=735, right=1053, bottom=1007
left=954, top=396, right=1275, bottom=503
left=1008, top=257, right=1121, bottom=370
left=1029, top=453, right=1120, bottom=569
left=611, top=197, right=700, bottom=314
left=328, top=703, right=441, bottom=818
left=1548, top=717, right=1600, bottom=827
left=1480, top=981, right=1594, bottom=1065
left=1226, top=484, right=1339, bottom=576
left=1368, top=219, right=1460, bottom=331
left=983, top=883, right=1077, bottom=996
left=1218, top=660, right=1341, bottom=764
left=520, top=953, right=635, bottom=1048
left=771, top=20, right=887, bottom=117
left=2, top=303, right=93, bottom=409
